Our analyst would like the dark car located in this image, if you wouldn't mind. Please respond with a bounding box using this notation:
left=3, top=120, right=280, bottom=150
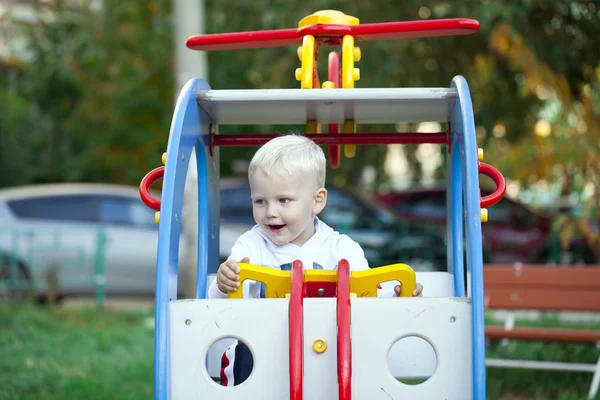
left=373, top=186, right=596, bottom=265
left=220, top=179, right=448, bottom=272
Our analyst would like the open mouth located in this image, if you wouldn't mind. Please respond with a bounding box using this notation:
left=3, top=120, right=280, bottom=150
left=268, top=224, right=286, bottom=232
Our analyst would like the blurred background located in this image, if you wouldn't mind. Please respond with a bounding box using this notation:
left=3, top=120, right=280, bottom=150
left=0, top=1, right=599, bottom=399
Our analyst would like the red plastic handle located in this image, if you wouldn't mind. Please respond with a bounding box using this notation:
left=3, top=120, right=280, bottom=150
left=289, top=260, right=304, bottom=400
left=139, top=166, right=164, bottom=211
left=479, top=162, right=506, bottom=208
left=337, top=259, right=352, bottom=400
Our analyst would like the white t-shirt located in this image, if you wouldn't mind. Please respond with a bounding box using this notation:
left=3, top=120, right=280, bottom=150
left=208, top=217, right=396, bottom=299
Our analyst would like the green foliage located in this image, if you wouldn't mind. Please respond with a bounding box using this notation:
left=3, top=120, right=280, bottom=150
left=0, top=1, right=174, bottom=187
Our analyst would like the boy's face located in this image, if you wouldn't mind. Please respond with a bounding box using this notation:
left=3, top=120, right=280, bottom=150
left=249, top=170, right=326, bottom=246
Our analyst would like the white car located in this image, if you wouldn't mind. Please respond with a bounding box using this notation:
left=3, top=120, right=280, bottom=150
left=0, top=183, right=192, bottom=301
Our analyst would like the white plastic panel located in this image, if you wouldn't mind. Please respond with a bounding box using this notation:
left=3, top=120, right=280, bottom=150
left=302, top=298, right=338, bottom=399
left=352, top=297, right=472, bottom=399
left=196, top=88, right=456, bottom=125
left=170, top=299, right=290, bottom=399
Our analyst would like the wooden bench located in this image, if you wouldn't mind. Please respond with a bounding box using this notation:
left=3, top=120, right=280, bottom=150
left=483, top=264, right=600, bottom=400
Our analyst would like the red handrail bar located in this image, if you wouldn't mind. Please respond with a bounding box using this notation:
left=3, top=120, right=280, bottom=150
left=139, top=166, right=164, bottom=211
left=289, top=260, right=304, bottom=400
left=479, top=162, right=506, bottom=208
left=337, top=259, right=352, bottom=400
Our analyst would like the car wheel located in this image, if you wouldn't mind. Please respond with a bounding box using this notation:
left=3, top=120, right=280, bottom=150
left=0, top=257, right=34, bottom=303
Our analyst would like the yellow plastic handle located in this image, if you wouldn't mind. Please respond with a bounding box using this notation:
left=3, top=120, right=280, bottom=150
left=228, top=263, right=291, bottom=299
left=350, top=264, right=416, bottom=297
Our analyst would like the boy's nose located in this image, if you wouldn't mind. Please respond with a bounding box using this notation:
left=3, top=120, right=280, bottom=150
left=266, top=203, right=278, bottom=217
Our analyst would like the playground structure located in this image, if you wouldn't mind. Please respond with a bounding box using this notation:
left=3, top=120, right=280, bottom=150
left=140, top=10, right=506, bottom=400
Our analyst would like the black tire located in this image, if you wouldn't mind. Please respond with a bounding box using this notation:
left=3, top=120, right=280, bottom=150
left=0, top=256, right=34, bottom=303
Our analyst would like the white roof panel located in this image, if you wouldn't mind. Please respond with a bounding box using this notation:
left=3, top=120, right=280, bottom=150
left=196, top=88, right=456, bottom=125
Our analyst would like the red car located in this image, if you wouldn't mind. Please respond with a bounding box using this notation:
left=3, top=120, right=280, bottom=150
left=373, top=186, right=596, bottom=265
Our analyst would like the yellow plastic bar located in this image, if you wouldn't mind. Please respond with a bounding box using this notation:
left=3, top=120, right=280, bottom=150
left=342, top=35, right=355, bottom=89
left=343, top=121, right=356, bottom=158
left=350, top=264, right=416, bottom=298
left=299, top=35, right=315, bottom=89
left=304, top=269, right=338, bottom=283
left=306, top=120, right=321, bottom=134
left=228, top=263, right=291, bottom=299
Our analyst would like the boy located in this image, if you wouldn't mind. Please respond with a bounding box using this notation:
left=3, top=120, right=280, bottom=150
left=208, top=134, right=423, bottom=385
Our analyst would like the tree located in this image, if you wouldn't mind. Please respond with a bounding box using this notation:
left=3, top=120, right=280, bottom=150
left=0, top=0, right=174, bottom=187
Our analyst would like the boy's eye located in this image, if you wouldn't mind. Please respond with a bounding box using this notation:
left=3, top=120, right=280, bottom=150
left=279, top=198, right=290, bottom=204
left=254, top=199, right=265, bottom=205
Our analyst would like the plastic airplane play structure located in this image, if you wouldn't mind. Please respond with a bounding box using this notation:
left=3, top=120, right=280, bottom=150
left=140, top=10, right=506, bottom=400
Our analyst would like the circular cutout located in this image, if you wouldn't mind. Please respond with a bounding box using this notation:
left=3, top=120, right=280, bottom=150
left=205, top=337, right=254, bottom=387
left=388, top=335, right=437, bottom=385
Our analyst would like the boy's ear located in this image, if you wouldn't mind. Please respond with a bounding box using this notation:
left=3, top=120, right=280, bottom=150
left=313, top=187, right=327, bottom=214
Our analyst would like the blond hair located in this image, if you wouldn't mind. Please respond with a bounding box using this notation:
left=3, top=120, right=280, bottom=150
left=248, top=134, right=326, bottom=188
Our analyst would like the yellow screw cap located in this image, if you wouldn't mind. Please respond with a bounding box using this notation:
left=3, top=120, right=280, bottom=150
left=353, top=68, right=360, bottom=81
left=313, top=339, right=327, bottom=353
left=481, top=208, right=488, bottom=222
left=353, top=47, right=361, bottom=62
left=297, top=46, right=303, bottom=61
left=162, top=152, right=167, bottom=165
left=155, top=211, right=160, bottom=224
left=298, top=10, right=359, bottom=28
left=295, top=68, right=302, bottom=81
left=322, top=81, right=335, bottom=89
left=478, top=148, right=483, bottom=161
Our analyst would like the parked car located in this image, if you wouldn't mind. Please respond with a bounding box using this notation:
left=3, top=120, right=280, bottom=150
left=373, top=186, right=597, bottom=265
left=0, top=183, right=191, bottom=301
left=219, top=179, right=449, bottom=272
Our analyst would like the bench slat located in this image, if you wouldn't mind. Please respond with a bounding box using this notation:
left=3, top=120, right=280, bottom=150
left=484, top=266, right=600, bottom=289
left=486, top=325, right=600, bottom=343
left=484, top=287, right=600, bottom=311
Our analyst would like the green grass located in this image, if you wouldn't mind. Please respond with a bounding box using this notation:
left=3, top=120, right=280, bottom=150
left=1, top=304, right=598, bottom=399
left=486, top=314, right=600, bottom=400
left=0, top=303, right=154, bottom=400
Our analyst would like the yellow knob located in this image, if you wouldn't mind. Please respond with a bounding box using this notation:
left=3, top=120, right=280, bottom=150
left=313, top=339, right=327, bottom=353
left=353, top=47, right=361, bottom=62
left=478, top=148, right=483, bottom=161
left=298, top=10, right=359, bottom=28
left=481, top=208, right=488, bottom=222
left=162, top=152, right=167, bottom=165
left=353, top=68, right=360, bottom=81
left=297, top=46, right=303, bottom=61
left=322, top=81, right=335, bottom=89
left=155, top=211, right=160, bottom=224
left=295, top=68, right=302, bottom=81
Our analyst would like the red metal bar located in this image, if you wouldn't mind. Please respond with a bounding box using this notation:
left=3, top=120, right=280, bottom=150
left=289, top=260, right=304, bottom=400
left=337, top=259, right=352, bottom=400
left=213, top=132, right=448, bottom=147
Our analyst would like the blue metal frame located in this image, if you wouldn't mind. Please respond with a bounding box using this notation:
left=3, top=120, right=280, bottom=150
left=153, top=78, right=217, bottom=400
left=449, top=75, right=486, bottom=399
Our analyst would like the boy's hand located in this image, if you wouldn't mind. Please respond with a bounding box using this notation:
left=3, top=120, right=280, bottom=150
left=394, top=282, right=423, bottom=297
left=217, top=257, right=249, bottom=293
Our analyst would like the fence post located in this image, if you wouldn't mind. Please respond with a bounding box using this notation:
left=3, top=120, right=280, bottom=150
left=94, top=228, right=107, bottom=308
